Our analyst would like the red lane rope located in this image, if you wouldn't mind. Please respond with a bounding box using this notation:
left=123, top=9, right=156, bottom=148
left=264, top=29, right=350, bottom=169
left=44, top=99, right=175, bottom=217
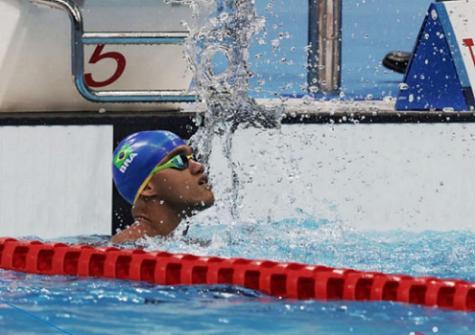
left=1, top=238, right=474, bottom=311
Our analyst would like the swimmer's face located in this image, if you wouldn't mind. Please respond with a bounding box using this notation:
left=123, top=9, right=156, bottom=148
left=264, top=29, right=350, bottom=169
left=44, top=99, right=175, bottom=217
left=148, top=145, right=215, bottom=213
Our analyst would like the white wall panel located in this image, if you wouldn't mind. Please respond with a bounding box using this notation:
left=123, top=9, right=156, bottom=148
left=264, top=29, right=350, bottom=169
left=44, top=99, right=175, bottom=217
left=208, top=123, right=475, bottom=232
left=0, top=126, right=112, bottom=238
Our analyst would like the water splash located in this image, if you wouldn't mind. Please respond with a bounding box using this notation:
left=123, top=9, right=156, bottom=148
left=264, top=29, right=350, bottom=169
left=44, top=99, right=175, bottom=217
left=174, top=0, right=283, bottom=220
left=184, top=0, right=280, bottom=130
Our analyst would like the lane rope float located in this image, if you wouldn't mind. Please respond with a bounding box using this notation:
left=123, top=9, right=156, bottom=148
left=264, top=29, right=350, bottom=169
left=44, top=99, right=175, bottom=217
left=0, top=238, right=473, bottom=312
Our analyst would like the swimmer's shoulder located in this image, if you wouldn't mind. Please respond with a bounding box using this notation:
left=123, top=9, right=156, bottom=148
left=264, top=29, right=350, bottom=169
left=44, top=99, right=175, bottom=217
left=111, top=222, right=151, bottom=244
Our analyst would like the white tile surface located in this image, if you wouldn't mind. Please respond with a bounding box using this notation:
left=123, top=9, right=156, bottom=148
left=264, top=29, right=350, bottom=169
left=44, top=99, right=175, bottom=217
left=0, top=125, right=112, bottom=238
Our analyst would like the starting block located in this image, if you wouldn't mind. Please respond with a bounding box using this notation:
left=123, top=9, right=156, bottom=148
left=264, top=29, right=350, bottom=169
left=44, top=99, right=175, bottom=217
left=396, top=0, right=475, bottom=111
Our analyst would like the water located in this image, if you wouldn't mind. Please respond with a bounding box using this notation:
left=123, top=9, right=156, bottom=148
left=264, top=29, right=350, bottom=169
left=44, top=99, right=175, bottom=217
left=183, top=0, right=282, bottom=220
left=4, top=270, right=475, bottom=335
left=1, top=227, right=475, bottom=334
left=183, top=0, right=281, bottom=131
left=1, top=277, right=474, bottom=335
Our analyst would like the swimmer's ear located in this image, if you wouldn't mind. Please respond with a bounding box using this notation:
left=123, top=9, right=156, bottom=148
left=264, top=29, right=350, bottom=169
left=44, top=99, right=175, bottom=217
left=141, top=182, right=158, bottom=197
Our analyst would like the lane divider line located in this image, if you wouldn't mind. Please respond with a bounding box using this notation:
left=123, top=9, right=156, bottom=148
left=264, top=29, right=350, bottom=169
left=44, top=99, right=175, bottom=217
left=2, top=301, right=75, bottom=335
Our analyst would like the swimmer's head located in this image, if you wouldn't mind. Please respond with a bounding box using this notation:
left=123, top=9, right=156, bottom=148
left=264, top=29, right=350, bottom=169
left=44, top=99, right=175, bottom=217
left=112, top=130, right=186, bottom=204
left=112, top=130, right=214, bottom=242
left=113, top=130, right=214, bottom=214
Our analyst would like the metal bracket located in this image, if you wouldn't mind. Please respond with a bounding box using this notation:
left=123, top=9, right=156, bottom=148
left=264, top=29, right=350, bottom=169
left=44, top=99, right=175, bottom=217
left=308, top=0, right=342, bottom=94
left=31, top=0, right=198, bottom=103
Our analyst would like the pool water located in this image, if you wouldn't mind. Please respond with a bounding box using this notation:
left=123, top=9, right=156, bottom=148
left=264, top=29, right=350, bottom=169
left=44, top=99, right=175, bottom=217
left=1, top=273, right=474, bottom=335
left=1, top=220, right=475, bottom=334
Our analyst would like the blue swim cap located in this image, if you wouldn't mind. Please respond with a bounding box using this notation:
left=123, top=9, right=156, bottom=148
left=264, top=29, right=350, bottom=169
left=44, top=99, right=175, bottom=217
left=112, top=130, right=186, bottom=204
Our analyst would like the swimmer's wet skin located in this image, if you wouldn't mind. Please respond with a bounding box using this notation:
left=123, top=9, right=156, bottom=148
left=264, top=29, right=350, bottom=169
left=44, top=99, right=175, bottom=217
left=112, top=130, right=215, bottom=243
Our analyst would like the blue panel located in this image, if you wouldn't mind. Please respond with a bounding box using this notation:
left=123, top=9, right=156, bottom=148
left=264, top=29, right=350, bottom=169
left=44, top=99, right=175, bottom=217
left=396, top=3, right=469, bottom=111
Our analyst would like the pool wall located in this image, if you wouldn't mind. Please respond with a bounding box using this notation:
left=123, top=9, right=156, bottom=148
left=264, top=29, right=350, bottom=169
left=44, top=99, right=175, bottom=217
left=224, top=122, right=475, bottom=232
left=1, top=105, right=475, bottom=238
left=0, top=126, right=112, bottom=238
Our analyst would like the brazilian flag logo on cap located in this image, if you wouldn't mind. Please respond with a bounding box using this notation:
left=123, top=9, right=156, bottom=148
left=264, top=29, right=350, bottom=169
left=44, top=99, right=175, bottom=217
left=114, top=143, right=135, bottom=171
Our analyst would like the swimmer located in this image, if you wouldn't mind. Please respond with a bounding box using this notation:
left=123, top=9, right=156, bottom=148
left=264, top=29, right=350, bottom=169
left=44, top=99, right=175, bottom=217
left=111, top=130, right=215, bottom=243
